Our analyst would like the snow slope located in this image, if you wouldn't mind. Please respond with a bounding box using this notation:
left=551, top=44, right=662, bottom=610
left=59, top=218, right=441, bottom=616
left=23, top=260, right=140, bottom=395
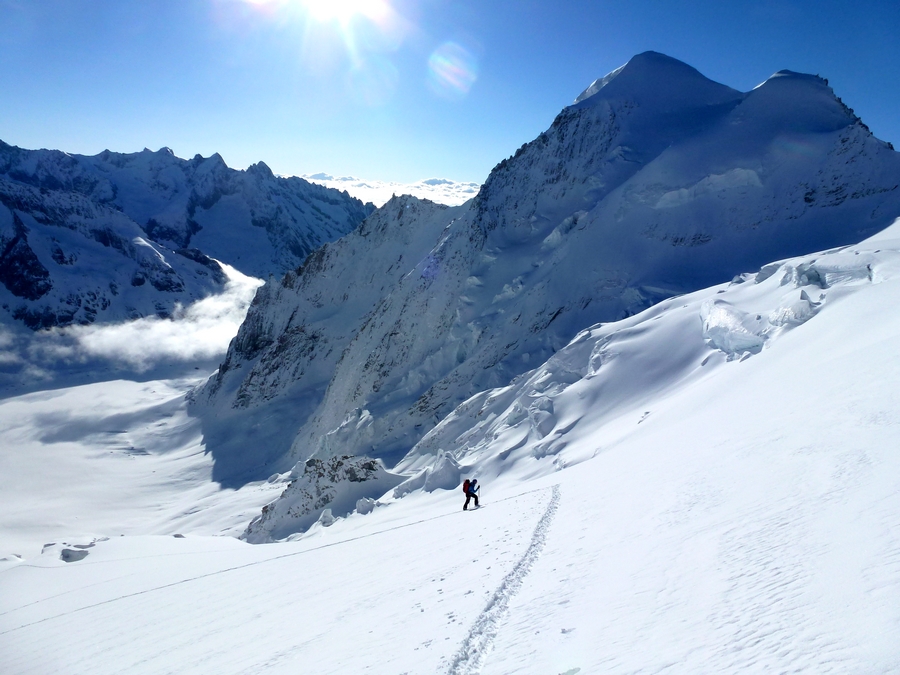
left=197, top=52, right=900, bottom=488
left=398, top=221, right=900, bottom=483
left=0, top=377, right=283, bottom=558
left=0, top=141, right=373, bottom=329
left=2, top=220, right=899, bottom=673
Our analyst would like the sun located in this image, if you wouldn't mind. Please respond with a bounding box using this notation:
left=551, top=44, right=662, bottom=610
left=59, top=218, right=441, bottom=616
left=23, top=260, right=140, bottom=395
left=241, top=0, right=382, bottom=24
left=240, top=0, right=395, bottom=30
left=237, top=0, right=404, bottom=82
left=300, top=0, right=379, bottom=24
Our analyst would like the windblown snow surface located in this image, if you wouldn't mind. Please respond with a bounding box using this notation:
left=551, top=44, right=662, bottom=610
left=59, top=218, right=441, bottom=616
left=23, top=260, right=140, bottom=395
left=2, top=220, right=900, bottom=674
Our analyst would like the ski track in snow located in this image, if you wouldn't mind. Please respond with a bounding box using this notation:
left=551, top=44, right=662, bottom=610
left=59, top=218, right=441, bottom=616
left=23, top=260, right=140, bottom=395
left=0, top=485, right=554, bottom=637
left=447, top=484, right=560, bottom=675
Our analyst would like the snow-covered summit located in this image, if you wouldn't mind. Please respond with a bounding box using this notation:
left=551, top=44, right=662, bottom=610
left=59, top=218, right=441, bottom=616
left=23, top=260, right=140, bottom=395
left=196, top=53, right=900, bottom=493
left=573, top=51, right=742, bottom=110
left=740, top=69, right=861, bottom=134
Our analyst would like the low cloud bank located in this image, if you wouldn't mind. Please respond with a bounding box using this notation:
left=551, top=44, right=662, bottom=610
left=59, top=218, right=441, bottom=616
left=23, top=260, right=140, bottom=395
left=0, top=264, right=263, bottom=389
left=302, top=174, right=481, bottom=207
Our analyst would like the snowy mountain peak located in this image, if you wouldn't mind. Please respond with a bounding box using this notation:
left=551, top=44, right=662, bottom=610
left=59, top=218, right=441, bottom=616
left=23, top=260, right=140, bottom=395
left=573, top=64, right=625, bottom=103
left=191, top=152, right=226, bottom=168
left=741, top=68, right=858, bottom=133
left=573, top=51, right=741, bottom=108
left=198, top=54, right=900, bottom=521
left=247, top=161, right=275, bottom=179
left=140, top=147, right=174, bottom=155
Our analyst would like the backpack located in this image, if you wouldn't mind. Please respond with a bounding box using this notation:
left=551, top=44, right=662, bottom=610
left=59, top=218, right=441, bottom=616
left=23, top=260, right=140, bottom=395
left=462, top=479, right=470, bottom=494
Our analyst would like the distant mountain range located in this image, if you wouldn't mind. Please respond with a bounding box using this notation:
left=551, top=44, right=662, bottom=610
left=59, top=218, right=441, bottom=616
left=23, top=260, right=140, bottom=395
left=194, top=51, right=900, bottom=491
left=0, top=142, right=373, bottom=329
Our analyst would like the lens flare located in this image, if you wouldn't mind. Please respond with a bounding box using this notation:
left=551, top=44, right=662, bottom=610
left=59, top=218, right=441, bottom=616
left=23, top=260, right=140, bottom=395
left=427, top=42, right=478, bottom=100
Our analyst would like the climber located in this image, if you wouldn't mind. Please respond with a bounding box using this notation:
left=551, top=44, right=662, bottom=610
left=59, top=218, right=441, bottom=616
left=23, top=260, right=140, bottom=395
left=462, top=478, right=480, bottom=510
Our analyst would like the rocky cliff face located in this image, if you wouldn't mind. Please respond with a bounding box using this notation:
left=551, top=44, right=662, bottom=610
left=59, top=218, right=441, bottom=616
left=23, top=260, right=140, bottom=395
left=196, top=52, right=900, bottom=486
left=0, top=142, right=373, bottom=329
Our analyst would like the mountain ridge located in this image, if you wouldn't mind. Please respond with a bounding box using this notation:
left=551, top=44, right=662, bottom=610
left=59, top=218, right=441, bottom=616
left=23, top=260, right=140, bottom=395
left=0, top=141, right=374, bottom=329
left=196, top=53, right=900, bottom=491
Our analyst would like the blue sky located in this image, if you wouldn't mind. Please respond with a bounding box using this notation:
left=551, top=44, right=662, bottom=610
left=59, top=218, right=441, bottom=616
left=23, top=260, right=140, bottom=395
left=1, top=0, right=898, bottom=183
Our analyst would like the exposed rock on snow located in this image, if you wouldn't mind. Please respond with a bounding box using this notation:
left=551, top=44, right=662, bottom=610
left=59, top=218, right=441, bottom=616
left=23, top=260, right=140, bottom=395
left=59, top=548, right=90, bottom=563
left=0, top=141, right=373, bottom=329
left=198, top=51, right=900, bottom=491
left=242, top=455, right=403, bottom=542
left=38, top=538, right=108, bottom=563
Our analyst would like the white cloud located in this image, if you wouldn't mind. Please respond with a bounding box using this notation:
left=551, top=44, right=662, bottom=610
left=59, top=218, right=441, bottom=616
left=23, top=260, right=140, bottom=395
left=302, top=174, right=481, bottom=207
left=53, top=264, right=262, bottom=371
left=1, top=264, right=263, bottom=386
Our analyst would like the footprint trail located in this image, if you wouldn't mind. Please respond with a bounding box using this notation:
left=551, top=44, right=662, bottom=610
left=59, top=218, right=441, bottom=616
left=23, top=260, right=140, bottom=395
left=447, top=484, right=561, bottom=675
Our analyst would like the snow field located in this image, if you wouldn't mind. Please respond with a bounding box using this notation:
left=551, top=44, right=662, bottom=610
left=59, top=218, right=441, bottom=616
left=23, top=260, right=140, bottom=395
left=0, top=377, right=282, bottom=558
left=0, top=486, right=558, bottom=675
left=448, top=485, right=560, bottom=674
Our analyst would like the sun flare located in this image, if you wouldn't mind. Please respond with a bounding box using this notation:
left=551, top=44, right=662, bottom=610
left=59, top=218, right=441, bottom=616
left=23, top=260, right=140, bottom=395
left=241, top=0, right=387, bottom=24
left=237, top=0, right=407, bottom=102
left=302, top=0, right=363, bottom=22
